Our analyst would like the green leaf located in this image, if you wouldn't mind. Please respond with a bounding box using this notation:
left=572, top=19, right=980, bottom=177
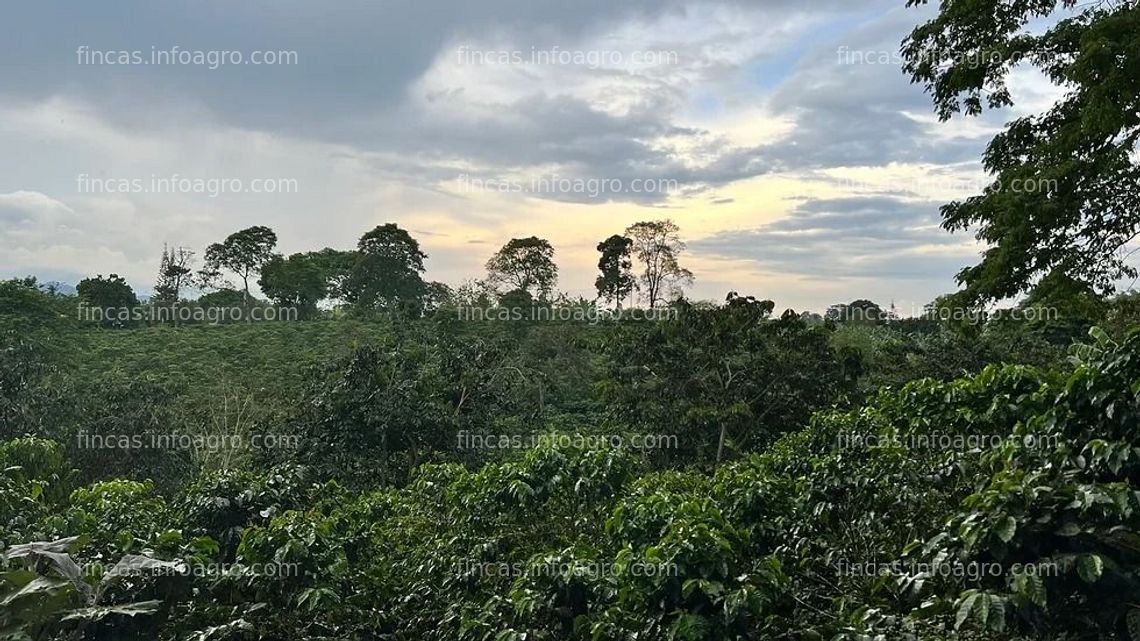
left=987, top=596, right=1006, bottom=633
left=61, top=600, right=161, bottom=623
left=1077, top=554, right=1104, bottom=583
left=995, top=516, right=1017, bottom=543
left=0, top=576, right=72, bottom=607
left=1013, top=572, right=1047, bottom=608
left=955, top=591, right=979, bottom=630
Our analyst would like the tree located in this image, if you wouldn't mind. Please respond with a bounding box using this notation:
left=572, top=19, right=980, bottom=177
left=76, top=274, right=138, bottom=328
left=825, top=299, right=885, bottom=325
left=594, top=235, right=635, bottom=310
left=303, top=248, right=356, bottom=302
left=202, top=226, right=278, bottom=303
left=452, top=278, right=496, bottom=309
left=259, top=253, right=328, bottom=319
left=485, top=237, right=558, bottom=301
left=902, top=0, right=1140, bottom=303
left=153, top=244, right=194, bottom=305
left=421, top=281, right=454, bottom=314
left=342, top=224, right=427, bottom=312
left=625, top=220, right=693, bottom=309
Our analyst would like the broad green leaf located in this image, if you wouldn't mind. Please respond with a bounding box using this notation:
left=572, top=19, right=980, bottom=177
left=955, top=591, right=979, bottom=630
left=1077, top=554, right=1104, bottom=583
left=995, top=516, right=1017, bottom=543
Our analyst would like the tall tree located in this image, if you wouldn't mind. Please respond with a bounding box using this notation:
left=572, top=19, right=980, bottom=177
left=485, top=237, right=558, bottom=301
left=258, top=253, right=327, bottom=319
left=342, top=224, right=427, bottom=311
left=903, top=0, right=1140, bottom=303
left=202, top=226, right=278, bottom=303
left=625, top=220, right=693, bottom=309
left=153, top=244, right=194, bottom=305
left=595, top=234, right=635, bottom=309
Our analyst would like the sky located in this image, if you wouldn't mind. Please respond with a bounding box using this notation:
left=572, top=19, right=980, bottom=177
left=0, top=0, right=1064, bottom=313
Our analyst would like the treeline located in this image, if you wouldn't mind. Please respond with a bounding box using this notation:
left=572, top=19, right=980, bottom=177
left=71, top=219, right=695, bottom=325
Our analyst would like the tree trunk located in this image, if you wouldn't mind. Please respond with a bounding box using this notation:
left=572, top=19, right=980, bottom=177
left=242, top=274, right=251, bottom=320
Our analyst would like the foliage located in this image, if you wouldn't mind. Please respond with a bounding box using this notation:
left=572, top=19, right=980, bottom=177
left=0, top=438, right=73, bottom=544
left=61, top=376, right=195, bottom=491
left=0, top=281, right=74, bottom=440
left=825, top=299, right=889, bottom=325
left=202, top=226, right=279, bottom=302
left=1, top=536, right=170, bottom=641
left=63, top=480, right=168, bottom=562
left=258, top=253, right=327, bottom=319
left=153, top=245, right=195, bottom=305
left=903, top=0, right=1140, bottom=302
left=0, top=328, right=1136, bottom=639
left=191, top=288, right=248, bottom=311
left=299, top=248, right=356, bottom=303
left=293, top=324, right=542, bottom=487
left=905, top=329, right=1140, bottom=638
left=485, top=237, right=559, bottom=302
left=3, top=260, right=1138, bottom=641
left=602, top=295, right=848, bottom=463
left=624, top=220, right=692, bottom=309
left=595, top=234, right=635, bottom=309
left=76, top=275, right=138, bottom=328
left=342, top=223, right=428, bottom=313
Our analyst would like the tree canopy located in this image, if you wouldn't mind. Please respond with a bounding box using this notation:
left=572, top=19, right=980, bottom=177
left=342, top=223, right=428, bottom=312
left=904, top=0, right=1140, bottom=302
left=625, top=220, right=692, bottom=309
left=595, top=234, right=635, bottom=309
left=202, top=226, right=279, bottom=302
left=485, top=236, right=559, bottom=302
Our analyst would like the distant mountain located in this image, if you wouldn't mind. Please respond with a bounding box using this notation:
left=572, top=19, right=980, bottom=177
left=37, top=281, right=77, bottom=296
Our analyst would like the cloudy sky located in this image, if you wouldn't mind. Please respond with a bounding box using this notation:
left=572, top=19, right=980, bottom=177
left=0, top=0, right=1062, bottom=312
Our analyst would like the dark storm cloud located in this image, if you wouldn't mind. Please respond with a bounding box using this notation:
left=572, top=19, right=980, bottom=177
left=1, top=0, right=853, bottom=136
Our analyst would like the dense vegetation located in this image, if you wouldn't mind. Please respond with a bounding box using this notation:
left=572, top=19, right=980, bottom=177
left=4, top=0, right=1140, bottom=638
left=2, top=272, right=1138, bottom=639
